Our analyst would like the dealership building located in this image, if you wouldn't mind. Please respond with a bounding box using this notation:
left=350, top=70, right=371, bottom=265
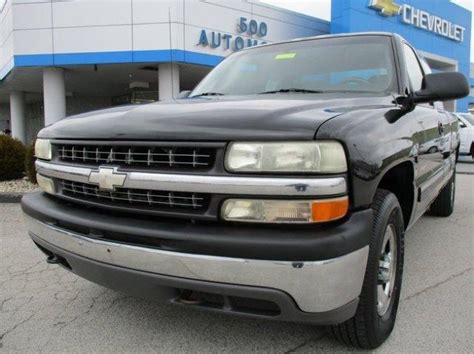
left=0, top=0, right=472, bottom=143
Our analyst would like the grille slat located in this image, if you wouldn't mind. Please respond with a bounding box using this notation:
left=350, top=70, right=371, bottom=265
left=56, top=155, right=210, bottom=165
left=147, top=148, right=152, bottom=166
left=127, top=148, right=132, bottom=165
left=59, top=149, right=211, bottom=158
left=60, top=180, right=208, bottom=210
left=57, top=144, right=215, bottom=170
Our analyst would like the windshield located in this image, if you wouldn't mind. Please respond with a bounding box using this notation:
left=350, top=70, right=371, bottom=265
left=190, top=36, right=397, bottom=97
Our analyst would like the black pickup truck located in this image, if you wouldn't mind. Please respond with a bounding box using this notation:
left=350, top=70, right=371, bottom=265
left=23, top=33, right=469, bottom=348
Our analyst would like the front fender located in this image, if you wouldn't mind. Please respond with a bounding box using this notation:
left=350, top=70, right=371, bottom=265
left=315, top=107, right=418, bottom=208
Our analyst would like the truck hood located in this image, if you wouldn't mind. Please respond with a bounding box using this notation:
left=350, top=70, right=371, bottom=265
left=39, top=94, right=394, bottom=141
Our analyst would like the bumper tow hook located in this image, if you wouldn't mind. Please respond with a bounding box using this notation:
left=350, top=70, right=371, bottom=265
left=178, top=290, right=204, bottom=305
left=46, top=255, right=61, bottom=265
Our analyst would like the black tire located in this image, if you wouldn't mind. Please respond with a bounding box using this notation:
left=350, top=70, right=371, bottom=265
left=430, top=171, right=455, bottom=217
left=328, top=189, right=405, bottom=349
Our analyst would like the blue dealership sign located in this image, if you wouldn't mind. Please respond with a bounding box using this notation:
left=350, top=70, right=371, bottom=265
left=368, top=0, right=466, bottom=42
left=331, top=0, right=471, bottom=111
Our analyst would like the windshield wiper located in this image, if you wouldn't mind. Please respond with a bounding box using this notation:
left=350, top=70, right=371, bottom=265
left=258, top=88, right=325, bottom=94
left=192, top=92, right=225, bottom=97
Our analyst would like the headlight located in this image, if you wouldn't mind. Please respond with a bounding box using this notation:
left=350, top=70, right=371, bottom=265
left=221, top=197, right=349, bottom=224
left=36, top=174, right=55, bottom=195
left=225, top=141, right=347, bottom=173
left=35, top=139, right=52, bottom=160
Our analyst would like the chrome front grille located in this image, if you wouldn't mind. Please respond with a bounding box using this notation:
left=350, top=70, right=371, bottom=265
left=60, top=180, right=209, bottom=211
left=56, top=144, right=215, bottom=170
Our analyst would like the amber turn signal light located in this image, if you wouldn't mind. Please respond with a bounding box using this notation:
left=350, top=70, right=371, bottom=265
left=222, top=197, right=349, bottom=224
left=311, top=196, right=349, bottom=223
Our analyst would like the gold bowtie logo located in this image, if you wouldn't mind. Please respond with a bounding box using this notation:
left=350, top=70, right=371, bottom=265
left=369, top=0, right=402, bottom=17
left=89, top=167, right=127, bottom=191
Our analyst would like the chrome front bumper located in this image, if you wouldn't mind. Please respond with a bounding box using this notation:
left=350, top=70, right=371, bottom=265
left=35, top=160, right=347, bottom=196
left=26, top=215, right=368, bottom=313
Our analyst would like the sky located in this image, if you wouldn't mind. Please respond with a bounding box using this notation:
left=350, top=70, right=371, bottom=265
left=261, top=0, right=474, bottom=61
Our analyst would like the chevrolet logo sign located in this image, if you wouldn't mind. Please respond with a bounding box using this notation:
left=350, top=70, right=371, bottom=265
left=369, top=0, right=401, bottom=17
left=89, top=167, right=127, bottom=191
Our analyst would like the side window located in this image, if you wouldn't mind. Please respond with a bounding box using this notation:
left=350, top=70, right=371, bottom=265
left=403, top=44, right=424, bottom=91
left=419, top=57, right=432, bottom=75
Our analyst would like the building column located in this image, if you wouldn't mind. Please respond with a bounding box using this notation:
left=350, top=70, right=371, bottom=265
left=158, top=63, right=180, bottom=101
left=43, top=67, right=66, bottom=125
left=10, top=91, right=26, bottom=143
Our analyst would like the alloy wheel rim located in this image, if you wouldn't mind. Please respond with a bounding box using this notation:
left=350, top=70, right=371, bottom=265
left=377, top=223, right=397, bottom=316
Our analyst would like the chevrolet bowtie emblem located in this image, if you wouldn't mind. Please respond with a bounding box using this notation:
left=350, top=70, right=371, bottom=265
left=89, top=167, right=127, bottom=191
left=369, top=0, right=401, bottom=17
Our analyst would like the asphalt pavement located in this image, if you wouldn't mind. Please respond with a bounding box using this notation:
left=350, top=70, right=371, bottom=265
left=0, top=164, right=473, bottom=353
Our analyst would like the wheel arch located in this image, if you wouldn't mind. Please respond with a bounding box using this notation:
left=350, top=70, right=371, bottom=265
left=375, top=160, right=415, bottom=230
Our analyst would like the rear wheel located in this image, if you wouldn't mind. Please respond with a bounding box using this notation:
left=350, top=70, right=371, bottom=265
left=430, top=171, right=455, bottom=217
left=328, top=189, right=405, bottom=349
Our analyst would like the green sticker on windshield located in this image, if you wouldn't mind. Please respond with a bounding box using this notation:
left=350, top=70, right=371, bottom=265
left=275, top=53, right=296, bottom=60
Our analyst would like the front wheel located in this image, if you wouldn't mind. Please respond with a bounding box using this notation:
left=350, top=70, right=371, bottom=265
left=329, top=189, right=405, bottom=349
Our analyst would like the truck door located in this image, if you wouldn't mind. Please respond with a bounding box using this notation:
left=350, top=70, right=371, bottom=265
left=414, top=103, right=451, bottom=207
left=402, top=44, right=450, bottom=214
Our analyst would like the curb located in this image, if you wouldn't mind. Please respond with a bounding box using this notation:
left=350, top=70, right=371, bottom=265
left=0, top=193, right=25, bottom=203
left=457, top=171, right=474, bottom=176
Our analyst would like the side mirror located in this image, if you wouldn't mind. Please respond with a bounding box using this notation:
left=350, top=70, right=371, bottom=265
left=413, top=72, right=470, bottom=104
left=177, top=90, right=191, bottom=99
left=459, top=121, right=467, bottom=128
